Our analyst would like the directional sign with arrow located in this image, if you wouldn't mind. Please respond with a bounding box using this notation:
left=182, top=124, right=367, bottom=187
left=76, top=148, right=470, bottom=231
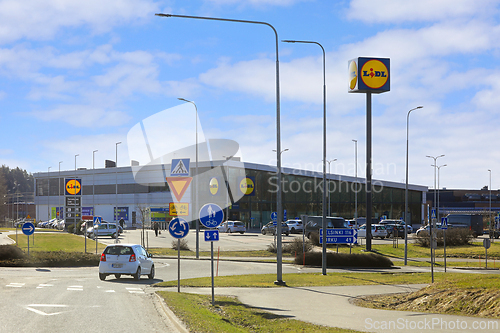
left=204, top=229, right=219, bottom=242
left=22, top=222, right=35, bottom=236
left=168, top=217, right=189, bottom=239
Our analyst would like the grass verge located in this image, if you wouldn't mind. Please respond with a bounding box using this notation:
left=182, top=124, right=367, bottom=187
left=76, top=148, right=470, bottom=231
left=354, top=274, right=500, bottom=319
left=8, top=233, right=106, bottom=253
left=158, top=291, right=361, bottom=333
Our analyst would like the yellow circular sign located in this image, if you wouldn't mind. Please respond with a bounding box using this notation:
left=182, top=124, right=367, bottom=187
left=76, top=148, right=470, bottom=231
left=209, top=177, right=219, bottom=195
left=239, top=177, right=255, bottom=195
left=349, top=60, right=357, bottom=90
left=66, top=179, right=81, bottom=195
left=361, top=59, right=389, bottom=89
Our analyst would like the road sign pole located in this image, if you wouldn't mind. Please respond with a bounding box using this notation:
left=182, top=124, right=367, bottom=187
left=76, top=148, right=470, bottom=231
left=27, top=235, right=29, bottom=256
left=211, top=240, right=215, bottom=305
left=177, top=239, right=180, bottom=293
left=444, top=229, right=446, bottom=272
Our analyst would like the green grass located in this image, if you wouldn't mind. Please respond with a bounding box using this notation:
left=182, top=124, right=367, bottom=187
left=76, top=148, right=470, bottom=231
left=8, top=233, right=106, bottom=253
left=158, top=291, right=361, bottom=333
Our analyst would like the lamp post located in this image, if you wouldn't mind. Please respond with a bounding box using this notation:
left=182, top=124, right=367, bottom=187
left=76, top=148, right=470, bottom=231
left=178, top=97, right=200, bottom=259
left=157, top=12, right=285, bottom=285
left=282, top=39, right=328, bottom=275
left=58, top=161, right=62, bottom=220
left=115, top=142, right=121, bottom=244
left=74, top=154, right=79, bottom=234
left=352, top=139, right=359, bottom=228
left=404, top=106, right=423, bottom=265
left=93, top=150, right=98, bottom=254
left=488, top=169, right=492, bottom=238
left=324, top=159, right=336, bottom=216
left=426, top=154, right=444, bottom=283
left=48, top=166, right=51, bottom=221
left=437, top=164, right=447, bottom=220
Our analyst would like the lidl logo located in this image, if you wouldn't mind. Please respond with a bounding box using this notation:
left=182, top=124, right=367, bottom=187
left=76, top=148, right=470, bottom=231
left=361, top=59, right=389, bottom=89
left=209, top=177, right=219, bottom=195
left=65, top=178, right=82, bottom=196
left=348, top=57, right=390, bottom=93
left=239, top=177, right=255, bottom=196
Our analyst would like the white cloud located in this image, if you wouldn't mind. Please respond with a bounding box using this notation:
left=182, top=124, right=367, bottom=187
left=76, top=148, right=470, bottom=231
left=204, top=0, right=307, bottom=7
left=346, top=0, right=498, bottom=24
left=0, top=0, right=160, bottom=44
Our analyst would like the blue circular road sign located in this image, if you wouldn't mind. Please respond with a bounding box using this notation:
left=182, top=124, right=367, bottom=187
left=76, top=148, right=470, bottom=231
left=199, top=203, right=224, bottom=228
left=22, top=222, right=35, bottom=236
left=168, top=218, right=190, bottom=239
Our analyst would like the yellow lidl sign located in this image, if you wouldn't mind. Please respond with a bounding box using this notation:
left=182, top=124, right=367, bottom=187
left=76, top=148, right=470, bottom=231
left=348, top=57, right=390, bottom=93
left=209, top=177, right=219, bottom=195
left=239, top=176, right=255, bottom=196
left=65, top=178, right=82, bottom=195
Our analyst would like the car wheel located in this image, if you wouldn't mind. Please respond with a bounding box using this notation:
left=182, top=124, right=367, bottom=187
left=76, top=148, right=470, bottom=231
left=134, top=267, right=141, bottom=281
left=114, top=274, right=121, bottom=279
left=228, top=229, right=232, bottom=233
left=148, top=265, right=155, bottom=280
left=240, top=231, right=244, bottom=234
left=291, top=228, right=295, bottom=233
left=285, top=232, right=289, bottom=236
left=262, top=230, right=266, bottom=235
left=99, top=273, right=106, bottom=281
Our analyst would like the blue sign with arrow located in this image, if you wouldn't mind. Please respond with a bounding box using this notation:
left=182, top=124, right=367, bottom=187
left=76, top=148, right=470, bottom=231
left=22, top=222, right=35, bottom=236
left=199, top=203, right=224, bottom=228
left=319, top=228, right=357, bottom=244
left=169, top=217, right=189, bottom=239
left=204, top=229, right=219, bottom=242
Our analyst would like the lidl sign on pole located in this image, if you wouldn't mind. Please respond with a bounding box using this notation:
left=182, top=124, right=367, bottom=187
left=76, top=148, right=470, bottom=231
left=348, top=57, right=390, bottom=94
left=319, top=228, right=358, bottom=244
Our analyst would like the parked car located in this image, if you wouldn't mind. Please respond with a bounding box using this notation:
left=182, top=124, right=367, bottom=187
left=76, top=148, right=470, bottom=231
left=286, top=219, right=303, bottom=233
left=217, top=221, right=246, bottom=234
left=357, top=224, right=388, bottom=239
left=385, top=224, right=406, bottom=238
left=304, top=216, right=347, bottom=238
left=98, top=244, right=154, bottom=281
left=379, top=219, right=412, bottom=234
left=261, top=222, right=289, bottom=236
left=87, top=222, right=122, bottom=239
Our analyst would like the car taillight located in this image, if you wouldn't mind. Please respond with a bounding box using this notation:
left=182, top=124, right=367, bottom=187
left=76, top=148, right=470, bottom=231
left=129, top=254, right=136, bottom=262
left=100, top=253, right=106, bottom=262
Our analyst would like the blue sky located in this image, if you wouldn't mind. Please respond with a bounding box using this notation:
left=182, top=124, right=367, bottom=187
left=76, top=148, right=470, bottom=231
left=1, top=0, right=500, bottom=190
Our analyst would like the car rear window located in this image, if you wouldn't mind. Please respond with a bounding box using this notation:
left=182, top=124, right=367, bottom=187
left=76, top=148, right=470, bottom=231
left=234, top=222, right=244, bottom=227
left=104, top=246, right=134, bottom=255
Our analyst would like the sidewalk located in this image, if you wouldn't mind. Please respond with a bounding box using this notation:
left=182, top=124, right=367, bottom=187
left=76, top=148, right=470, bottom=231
left=157, top=284, right=500, bottom=332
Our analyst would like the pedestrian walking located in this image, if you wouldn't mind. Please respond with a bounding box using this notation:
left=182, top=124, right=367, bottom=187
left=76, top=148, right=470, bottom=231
left=154, top=221, right=159, bottom=237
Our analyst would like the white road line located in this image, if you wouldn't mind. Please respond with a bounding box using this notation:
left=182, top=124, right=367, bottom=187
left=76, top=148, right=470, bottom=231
left=67, top=285, right=83, bottom=291
left=25, top=304, right=68, bottom=316
left=105, top=290, right=115, bottom=293
left=37, top=284, right=54, bottom=289
left=6, top=283, right=25, bottom=288
left=126, top=287, right=145, bottom=294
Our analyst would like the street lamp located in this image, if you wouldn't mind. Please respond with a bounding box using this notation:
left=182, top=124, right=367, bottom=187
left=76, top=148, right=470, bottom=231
left=58, top=161, right=62, bottom=220
left=48, top=166, right=51, bottom=221
left=178, top=97, right=200, bottom=259
left=426, top=154, right=444, bottom=283
left=352, top=139, right=359, bottom=228
left=324, top=159, right=337, bottom=216
left=93, top=150, right=98, bottom=254
left=115, top=142, right=121, bottom=244
left=488, top=169, right=492, bottom=238
left=272, top=147, right=288, bottom=279
left=404, top=106, right=422, bottom=265
left=157, top=12, right=285, bottom=285
left=74, top=154, right=79, bottom=234
left=282, top=39, right=328, bottom=275
left=437, top=164, right=447, bottom=220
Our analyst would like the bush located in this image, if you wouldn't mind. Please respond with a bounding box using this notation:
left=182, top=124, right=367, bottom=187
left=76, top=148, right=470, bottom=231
left=415, top=228, right=473, bottom=247
left=0, top=245, right=25, bottom=260
left=294, top=252, right=393, bottom=268
left=171, top=239, right=190, bottom=251
left=67, top=224, right=75, bottom=234
left=283, top=237, right=314, bottom=255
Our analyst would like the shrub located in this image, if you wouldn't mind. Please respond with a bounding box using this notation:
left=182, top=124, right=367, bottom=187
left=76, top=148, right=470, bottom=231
left=266, top=242, right=277, bottom=253
left=0, top=245, right=25, bottom=260
left=415, top=228, right=473, bottom=247
left=294, top=252, right=393, bottom=268
left=67, top=224, right=75, bottom=234
left=282, top=237, right=314, bottom=255
left=309, top=232, right=320, bottom=246
left=171, top=239, right=190, bottom=251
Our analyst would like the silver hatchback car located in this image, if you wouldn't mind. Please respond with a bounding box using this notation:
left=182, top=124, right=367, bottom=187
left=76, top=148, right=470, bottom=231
left=99, top=244, right=154, bottom=281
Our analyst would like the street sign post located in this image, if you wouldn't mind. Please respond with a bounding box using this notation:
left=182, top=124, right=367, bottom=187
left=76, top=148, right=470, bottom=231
left=22, top=222, right=35, bottom=256
left=199, top=203, right=224, bottom=305
left=319, top=228, right=358, bottom=245
left=441, top=217, right=448, bottom=272
left=484, top=238, right=491, bottom=268
left=168, top=217, right=189, bottom=293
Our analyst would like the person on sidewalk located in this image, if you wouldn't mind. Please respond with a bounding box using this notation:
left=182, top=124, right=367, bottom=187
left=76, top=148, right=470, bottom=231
left=154, top=221, right=159, bottom=237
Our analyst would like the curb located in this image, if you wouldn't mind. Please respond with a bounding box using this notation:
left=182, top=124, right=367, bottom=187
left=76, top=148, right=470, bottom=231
left=155, top=293, right=190, bottom=333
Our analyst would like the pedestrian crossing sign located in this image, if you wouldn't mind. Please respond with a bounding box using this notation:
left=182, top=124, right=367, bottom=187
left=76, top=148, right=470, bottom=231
left=170, top=159, right=190, bottom=177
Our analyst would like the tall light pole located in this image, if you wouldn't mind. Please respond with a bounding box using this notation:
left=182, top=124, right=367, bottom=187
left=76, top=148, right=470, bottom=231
left=282, top=39, right=328, bottom=275
left=47, top=166, right=51, bottom=221
left=115, top=142, right=121, bottom=244
left=437, top=164, right=447, bottom=220
left=489, top=169, right=492, bottom=238
left=404, top=106, right=422, bottom=265
left=157, top=12, right=285, bottom=285
left=58, top=161, right=62, bottom=220
left=178, top=97, right=200, bottom=259
left=74, top=154, right=79, bottom=234
left=426, top=154, right=444, bottom=283
left=352, top=139, right=359, bottom=228
left=324, top=159, right=336, bottom=216
left=93, top=150, right=98, bottom=217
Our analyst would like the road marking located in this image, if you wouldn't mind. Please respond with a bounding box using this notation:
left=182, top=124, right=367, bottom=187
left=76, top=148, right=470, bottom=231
left=126, top=287, right=145, bottom=294
left=37, top=284, right=53, bottom=289
left=25, top=304, right=69, bottom=316
left=6, top=283, right=25, bottom=288
left=105, top=290, right=115, bottom=293
left=67, top=285, right=83, bottom=291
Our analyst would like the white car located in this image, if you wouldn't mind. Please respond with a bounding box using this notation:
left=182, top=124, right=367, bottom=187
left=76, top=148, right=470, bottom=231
left=99, top=244, right=154, bottom=281
left=286, top=219, right=303, bottom=233
left=87, top=222, right=122, bottom=239
left=217, top=221, right=246, bottom=234
left=357, top=224, right=388, bottom=239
